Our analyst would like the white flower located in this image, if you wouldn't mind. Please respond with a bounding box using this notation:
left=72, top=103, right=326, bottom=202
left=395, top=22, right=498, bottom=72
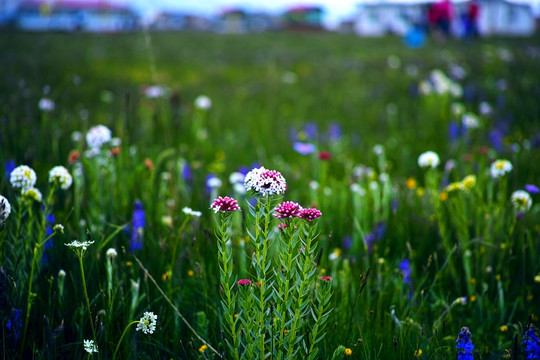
left=65, top=240, right=95, bottom=251
left=49, top=166, right=73, bottom=190
left=10, top=165, right=37, bottom=191
left=418, top=151, right=440, bottom=169
left=110, top=137, right=122, bottom=147
left=309, top=180, right=319, bottom=190
left=182, top=207, right=202, bottom=217
left=145, top=85, right=165, bottom=98
left=53, top=224, right=64, bottom=234
left=58, top=269, right=66, bottom=278
left=83, top=339, right=98, bottom=353
left=244, top=166, right=287, bottom=196
left=373, top=144, right=384, bottom=155
left=38, top=97, right=55, bottom=111
left=0, top=195, right=11, bottom=223
left=379, top=173, right=390, bottom=183
left=229, top=172, right=245, bottom=184
left=71, top=131, right=83, bottom=142
left=511, top=190, right=532, bottom=213
left=329, top=248, right=341, bottom=261
left=136, top=311, right=157, bottom=334
left=86, top=125, right=112, bottom=149
left=206, top=176, right=222, bottom=189
left=22, top=187, right=42, bottom=202
left=350, top=183, right=366, bottom=196
left=451, top=103, right=465, bottom=117
left=106, top=248, right=118, bottom=258
left=490, top=159, right=512, bottom=178
left=233, top=182, right=246, bottom=194
left=462, top=112, right=480, bottom=129
left=194, top=95, right=212, bottom=110
left=479, top=102, right=492, bottom=115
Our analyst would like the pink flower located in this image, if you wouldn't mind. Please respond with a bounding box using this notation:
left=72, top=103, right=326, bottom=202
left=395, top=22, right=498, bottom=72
left=274, top=201, right=302, bottom=219
left=211, top=196, right=240, bottom=213
left=299, top=208, right=322, bottom=222
left=320, top=276, right=332, bottom=281
left=244, top=167, right=287, bottom=196
left=238, top=279, right=251, bottom=286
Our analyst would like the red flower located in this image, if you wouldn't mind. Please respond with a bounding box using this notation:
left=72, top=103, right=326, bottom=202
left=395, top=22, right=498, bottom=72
left=238, top=279, right=251, bottom=286
left=318, top=151, right=331, bottom=160
left=320, top=276, right=332, bottom=281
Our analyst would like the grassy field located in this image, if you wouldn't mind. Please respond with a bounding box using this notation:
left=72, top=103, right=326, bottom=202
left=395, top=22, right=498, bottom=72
left=1, top=30, right=540, bottom=359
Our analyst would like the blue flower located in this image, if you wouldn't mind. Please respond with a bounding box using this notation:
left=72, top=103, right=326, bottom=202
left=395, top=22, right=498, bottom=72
left=327, top=123, right=342, bottom=142
left=398, top=259, right=412, bottom=285
left=6, top=308, right=22, bottom=340
left=525, top=184, right=540, bottom=194
left=304, top=123, right=318, bottom=140
left=293, top=142, right=316, bottom=155
left=4, top=160, right=16, bottom=180
left=456, top=327, right=474, bottom=360
left=130, top=200, right=146, bottom=252
left=523, top=326, right=540, bottom=360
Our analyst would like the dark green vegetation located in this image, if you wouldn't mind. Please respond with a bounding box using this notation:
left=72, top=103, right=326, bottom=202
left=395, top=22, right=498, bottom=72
left=1, top=31, right=540, bottom=359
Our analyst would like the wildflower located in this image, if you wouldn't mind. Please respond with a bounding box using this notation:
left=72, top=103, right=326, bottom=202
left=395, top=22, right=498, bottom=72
left=183, top=207, right=202, bottom=217
left=439, top=191, right=448, bottom=202
left=273, top=201, right=302, bottom=219
left=345, top=348, right=352, bottom=356
left=238, top=279, right=251, bottom=286
left=293, top=142, right=316, bottom=155
left=462, top=113, right=480, bottom=129
left=188, top=270, right=194, bottom=276
left=418, top=151, right=440, bottom=168
left=452, top=103, right=466, bottom=117
left=244, top=166, right=287, bottom=196
left=490, top=159, right=512, bottom=178
left=194, top=95, right=212, bottom=110
left=48, top=166, right=73, bottom=190
left=86, top=125, right=112, bottom=149
left=329, top=248, right=341, bottom=261
left=320, top=276, right=332, bottom=282
left=522, top=325, right=540, bottom=360
left=500, top=325, right=508, bottom=332
left=22, top=187, right=42, bottom=202
left=319, top=151, right=331, bottom=160
left=525, top=184, right=540, bottom=194
left=461, top=175, right=476, bottom=191
left=130, top=201, right=146, bottom=252
left=406, top=178, right=417, bottom=189
left=144, top=85, right=165, bottom=98
left=10, top=165, right=37, bottom=191
left=6, top=308, right=22, bottom=340
left=511, top=190, right=532, bottom=213
left=53, top=224, right=64, bottom=234
left=65, top=240, right=94, bottom=251
left=456, top=327, right=474, bottom=360
left=299, top=208, right=322, bottom=222
left=211, top=196, right=240, bottom=213
left=144, top=158, right=154, bottom=171
left=414, top=349, right=423, bottom=357
left=445, top=182, right=463, bottom=193
left=229, top=172, right=245, bottom=185
left=136, top=312, right=158, bottom=334
left=106, top=248, right=118, bottom=259
left=0, top=195, right=11, bottom=224
left=399, top=259, right=412, bottom=284
left=38, top=97, right=55, bottom=111
left=83, top=339, right=98, bottom=353
left=199, top=344, right=208, bottom=353
left=206, top=175, right=222, bottom=190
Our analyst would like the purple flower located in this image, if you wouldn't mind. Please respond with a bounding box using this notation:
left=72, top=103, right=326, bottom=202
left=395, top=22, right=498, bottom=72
left=364, top=233, right=376, bottom=254
left=274, top=201, right=302, bottom=219
left=6, top=308, right=22, bottom=340
left=523, top=325, right=540, bottom=360
left=293, top=142, right=316, bottom=155
left=130, top=200, right=146, bottom=252
left=182, top=162, right=192, bottom=183
left=211, top=196, right=240, bottom=213
left=525, top=184, right=540, bottom=194
left=398, top=259, right=412, bottom=285
left=299, top=208, right=322, bottom=222
left=342, top=235, right=352, bottom=251
left=456, top=327, right=474, bottom=360
left=449, top=121, right=464, bottom=142
left=304, top=123, right=318, bottom=140
left=327, top=123, right=342, bottom=142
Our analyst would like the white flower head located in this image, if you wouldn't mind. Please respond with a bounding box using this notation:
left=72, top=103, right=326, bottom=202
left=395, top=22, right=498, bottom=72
left=194, top=95, right=212, bottom=110
left=86, top=125, right=112, bottom=149
left=511, top=190, right=532, bottom=213
left=1, top=195, right=11, bottom=223
left=22, top=187, right=42, bottom=202
left=58, top=269, right=66, bottom=278
left=49, top=166, right=73, bottom=190
left=145, top=85, right=165, bottom=98
left=244, top=166, right=287, bottom=196
left=53, top=224, right=64, bottom=234
left=10, top=165, right=37, bottom=191
left=462, top=112, right=480, bottom=129
left=373, top=144, right=384, bottom=155
left=309, top=180, right=319, bottom=190
left=136, top=311, right=157, bottom=334
left=206, top=176, right=222, bottom=189
left=490, top=159, right=512, bottom=178
left=65, top=240, right=95, bottom=251
left=418, top=151, right=440, bottom=169
left=229, top=172, right=245, bottom=185
left=451, top=102, right=465, bottom=117
left=106, top=248, right=118, bottom=258
left=38, top=97, right=55, bottom=111
left=83, top=339, right=98, bottom=353
left=183, top=207, right=202, bottom=217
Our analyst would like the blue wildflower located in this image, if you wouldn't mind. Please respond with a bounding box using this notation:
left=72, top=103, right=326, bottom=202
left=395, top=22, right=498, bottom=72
left=4, top=160, right=16, bottom=180
left=41, top=212, right=55, bottom=265
left=398, top=259, right=412, bottom=285
left=364, top=233, right=376, bottom=254
left=523, top=326, right=540, bottom=360
left=304, top=122, right=318, bottom=140
left=342, top=235, right=352, bottom=251
left=181, top=162, right=192, bottom=184
left=130, top=200, right=146, bottom=252
left=525, top=184, right=540, bottom=194
left=6, top=308, right=22, bottom=340
left=293, top=142, right=316, bottom=155
left=448, top=121, right=465, bottom=142
left=327, top=123, right=342, bottom=142
left=456, top=327, right=474, bottom=360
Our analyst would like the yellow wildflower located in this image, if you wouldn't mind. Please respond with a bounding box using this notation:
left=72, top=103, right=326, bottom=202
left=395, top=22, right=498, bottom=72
left=198, top=344, right=207, bottom=353
left=406, top=178, right=417, bottom=190
left=414, top=349, right=423, bottom=357
left=345, top=348, right=352, bottom=356
left=461, top=175, right=476, bottom=190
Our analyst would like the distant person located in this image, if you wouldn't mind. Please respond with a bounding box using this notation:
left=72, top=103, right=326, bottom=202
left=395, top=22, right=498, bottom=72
left=438, top=0, right=454, bottom=38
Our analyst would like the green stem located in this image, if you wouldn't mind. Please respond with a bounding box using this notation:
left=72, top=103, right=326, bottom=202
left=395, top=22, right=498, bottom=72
left=20, top=243, right=40, bottom=355
left=112, top=321, right=139, bottom=360
left=79, top=254, right=97, bottom=342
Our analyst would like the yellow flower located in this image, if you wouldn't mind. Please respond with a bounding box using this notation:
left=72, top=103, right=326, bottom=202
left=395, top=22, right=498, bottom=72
left=416, top=188, right=425, bottom=197
left=534, top=275, right=540, bottom=283
left=234, top=314, right=238, bottom=319
left=188, top=270, right=195, bottom=277
left=406, top=178, right=417, bottom=190
left=445, top=182, right=463, bottom=193
left=470, top=278, right=476, bottom=285
left=198, top=344, right=207, bottom=353
left=126, top=261, right=132, bottom=267
left=439, top=191, right=448, bottom=202
left=470, top=295, right=477, bottom=302
left=162, top=270, right=172, bottom=281
left=500, top=325, right=508, bottom=332
left=496, top=274, right=501, bottom=281
left=414, top=349, right=423, bottom=357
left=345, top=348, right=352, bottom=356
left=461, top=175, right=476, bottom=190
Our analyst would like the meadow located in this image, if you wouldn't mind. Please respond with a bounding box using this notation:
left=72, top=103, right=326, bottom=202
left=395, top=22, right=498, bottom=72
left=1, top=30, right=540, bottom=359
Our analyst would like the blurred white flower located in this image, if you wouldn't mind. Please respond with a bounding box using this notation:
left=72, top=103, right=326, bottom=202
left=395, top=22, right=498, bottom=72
left=106, top=248, right=118, bottom=258
left=182, top=207, right=202, bottom=217
left=71, top=131, right=83, bottom=142
left=281, top=71, right=298, bottom=84
left=229, top=172, right=245, bottom=185
left=38, top=97, right=55, bottom=111
left=418, top=151, right=440, bottom=168
left=479, top=102, right=492, bottom=115
left=490, top=159, right=512, bottom=178
left=145, top=85, right=165, bottom=98
left=0, top=195, right=11, bottom=223
left=10, top=165, right=37, bottom=191
left=511, top=190, right=532, bottom=213
left=86, top=125, right=112, bottom=149
left=22, top=187, right=42, bottom=202
left=206, top=176, right=222, bottom=189
left=194, top=95, right=212, bottom=110
left=49, top=166, right=73, bottom=190
left=462, top=112, right=480, bottom=129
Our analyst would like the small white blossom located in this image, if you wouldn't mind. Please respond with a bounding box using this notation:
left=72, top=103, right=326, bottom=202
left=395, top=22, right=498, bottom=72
left=373, top=144, right=384, bottom=155
left=229, top=172, right=245, bottom=184
left=309, top=180, right=319, bottom=190
left=86, top=125, right=112, bottom=149
left=22, top=187, right=42, bottom=202
left=350, top=183, right=366, bottom=196
left=136, top=311, right=157, bottom=334
left=490, top=159, right=512, bottom=178
left=451, top=103, right=465, bottom=117
left=53, top=224, right=64, bottom=234
left=183, top=207, right=202, bottom=217
left=244, top=167, right=287, bottom=196
left=462, top=112, right=480, bottom=129
left=206, top=176, right=222, bottom=189
left=38, top=97, right=55, bottom=111
left=511, top=190, right=532, bottom=213
left=0, top=195, right=11, bottom=223
left=71, top=131, right=83, bottom=142
left=194, top=95, right=212, bottom=110
left=479, top=102, right=492, bottom=115
left=106, top=248, right=118, bottom=258
left=65, top=240, right=95, bottom=251
left=83, top=339, right=98, bottom=353
left=10, top=165, right=37, bottom=191
left=110, top=137, right=122, bottom=147
left=145, top=85, right=165, bottom=98
left=418, top=151, right=440, bottom=169
left=58, top=269, right=66, bottom=278
left=49, top=166, right=73, bottom=190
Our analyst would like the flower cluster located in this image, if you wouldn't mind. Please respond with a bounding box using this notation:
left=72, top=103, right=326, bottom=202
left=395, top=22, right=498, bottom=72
left=83, top=339, right=98, bottom=353
left=418, top=151, right=440, bottom=168
left=0, top=195, right=11, bottom=224
left=183, top=207, right=202, bottom=217
left=273, top=201, right=302, bottom=219
left=299, top=208, right=322, bottom=222
left=490, top=159, right=512, bottom=178
left=244, top=167, right=287, bottom=196
left=22, top=187, right=42, bottom=202
left=211, top=196, right=240, bottom=213
left=86, top=124, right=112, bottom=149
left=511, top=190, right=533, bottom=213
left=522, top=325, right=540, bottom=360
left=48, top=166, right=73, bottom=190
left=65, top=240, right=95, bottom=251
left=136, top=311, right=158, bottom=334
left=10, top=165, right=37, bottom=191
left=194, top=95, right=212, bottom=110
left=238, top=279, right=252, bottom=286
left=456, top=327, right=474, bottom=360
left=319, top=276, right=332, bottom=282
left=38, top=97, right=55, bottom=112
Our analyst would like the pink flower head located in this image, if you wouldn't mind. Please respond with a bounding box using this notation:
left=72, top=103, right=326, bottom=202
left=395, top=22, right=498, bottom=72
left=274, top=201, right=302, bottom=219
left=320, top=276, right=332, bottom=282
left=244, top=166, right=287, bottom=196
left=211, top=196, right=240, bottom=213
left=299, top=208, right=322, bottom=222
left=278, top=223, right=297, bottom=231
left=238, top=279, right=251, bottom=286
